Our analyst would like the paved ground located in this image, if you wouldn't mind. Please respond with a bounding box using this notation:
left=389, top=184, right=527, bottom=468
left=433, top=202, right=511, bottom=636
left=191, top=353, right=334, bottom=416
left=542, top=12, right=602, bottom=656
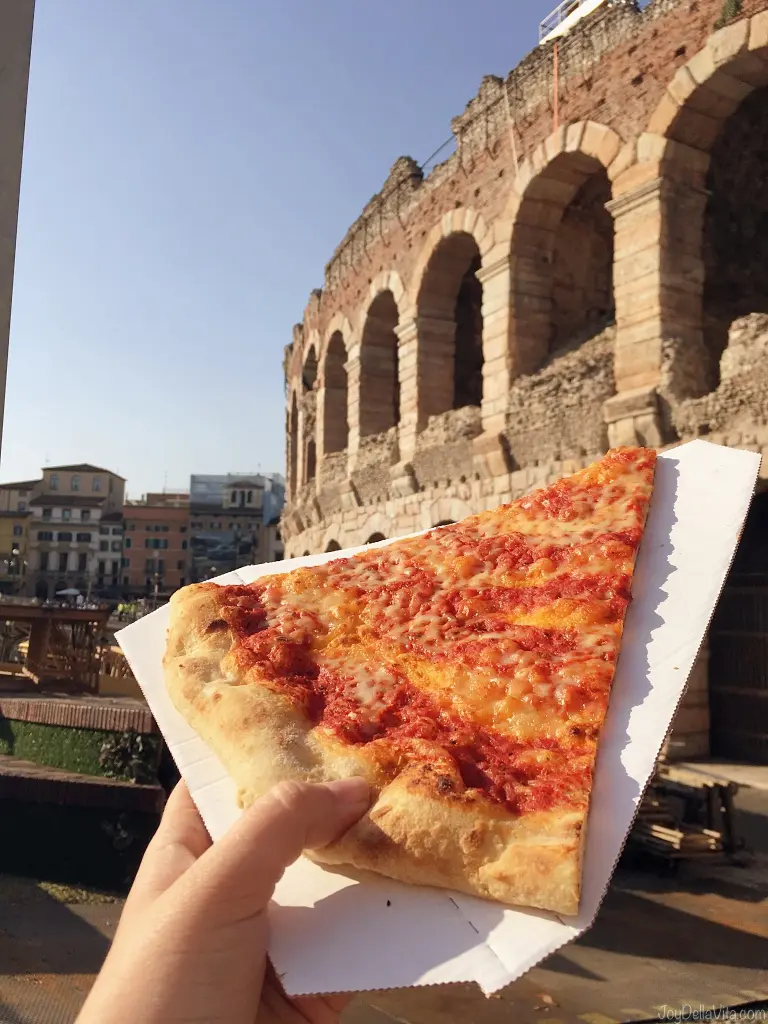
left=1, top=789, right=767, bottom=1024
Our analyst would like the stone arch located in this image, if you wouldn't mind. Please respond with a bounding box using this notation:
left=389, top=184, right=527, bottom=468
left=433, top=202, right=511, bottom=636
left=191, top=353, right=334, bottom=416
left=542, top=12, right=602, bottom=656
left=414, top=231, right=484, bottom=421
left=640, top=15, right=768, bottom=401
left=421, top=497, right=473, bottom=531
left=507, top=121, right=623, bottom=375
left=359, top=288, right=401, bottom=437
left=321, top=313, right=354, bottom=363
left=367, top=269, right=406, bottom=313
left=325, top=540, right=341, bottom=553
left=288, top=391, right=298, bottom=497
left=302, top=343, right=318, bottom=391
left=322, top=331, right=348, bottom=454
left=357, top=511, right=393, bottom=546
left=366, top=532, right=387, bottom=544
left=305, top=438, right=316, bottom=483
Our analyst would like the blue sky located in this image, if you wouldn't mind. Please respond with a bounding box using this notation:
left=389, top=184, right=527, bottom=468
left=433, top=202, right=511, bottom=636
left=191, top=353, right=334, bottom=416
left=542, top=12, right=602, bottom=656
left=5, top=0, right=590, bottom=498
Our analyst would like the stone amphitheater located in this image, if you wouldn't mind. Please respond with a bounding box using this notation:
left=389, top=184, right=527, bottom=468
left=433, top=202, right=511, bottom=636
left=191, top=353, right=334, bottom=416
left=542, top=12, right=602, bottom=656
left=281, top=0, right=768, bottom=763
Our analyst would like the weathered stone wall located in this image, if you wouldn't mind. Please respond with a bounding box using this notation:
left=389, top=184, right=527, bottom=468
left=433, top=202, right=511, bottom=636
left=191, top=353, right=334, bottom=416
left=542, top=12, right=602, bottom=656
left=504, top=326, right=615, bottom=468
left=282, top=2, right=768, bottom=762
left=674, top=313, right=768, bottom=438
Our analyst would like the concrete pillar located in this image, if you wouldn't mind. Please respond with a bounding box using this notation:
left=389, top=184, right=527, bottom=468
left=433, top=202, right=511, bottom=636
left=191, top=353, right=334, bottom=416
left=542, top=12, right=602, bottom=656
left=605, top=169, right=709, bottom=444
left=0, top=1, right=34, bottom=458
left=477, top=253, right=513, bottom=436
left=345, top=350, right=362, bottom=461
left=394, top=314, right=453, bottom=463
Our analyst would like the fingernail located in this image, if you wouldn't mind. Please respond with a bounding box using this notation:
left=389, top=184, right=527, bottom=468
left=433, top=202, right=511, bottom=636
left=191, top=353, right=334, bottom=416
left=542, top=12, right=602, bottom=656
left=325, top=776, right=370, bottom=809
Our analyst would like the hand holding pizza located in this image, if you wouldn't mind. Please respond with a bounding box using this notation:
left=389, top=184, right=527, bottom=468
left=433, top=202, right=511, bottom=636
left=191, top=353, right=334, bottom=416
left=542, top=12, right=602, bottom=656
left=77, top=777, right=370, bottom=1024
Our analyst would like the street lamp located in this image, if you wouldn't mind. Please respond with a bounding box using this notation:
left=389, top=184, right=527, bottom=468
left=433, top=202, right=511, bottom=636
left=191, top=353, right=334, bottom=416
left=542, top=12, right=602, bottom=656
left=3, top=544, right=27, bottom=593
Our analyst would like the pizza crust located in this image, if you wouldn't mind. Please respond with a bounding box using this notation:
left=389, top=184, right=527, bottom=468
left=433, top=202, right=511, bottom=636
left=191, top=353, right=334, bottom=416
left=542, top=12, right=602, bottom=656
left=165, top=583, right=586, bottom=915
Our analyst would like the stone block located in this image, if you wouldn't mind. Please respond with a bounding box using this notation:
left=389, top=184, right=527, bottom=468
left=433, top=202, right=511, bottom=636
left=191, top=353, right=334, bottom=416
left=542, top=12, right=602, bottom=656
left=607, top=140, right=636, bottom=183
left=603, top=385, right=658, bottom=423
left=749, top=10, right=768, bottom=55
left=647, top=93, right=681, bottom=137
left=709, top=19, right=749, bottom=68
left=565, top=121, right=586, bottom=153
left=472, top=433, right=512, bottom=478
left=581, top=121, right=621, bottom=167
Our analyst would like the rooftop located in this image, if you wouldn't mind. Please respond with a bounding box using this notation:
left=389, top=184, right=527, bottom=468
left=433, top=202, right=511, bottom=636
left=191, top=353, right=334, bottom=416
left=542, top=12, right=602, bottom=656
left=46, top=463, right=125, bottom=478
left=0, top=479, right=41, bottom=491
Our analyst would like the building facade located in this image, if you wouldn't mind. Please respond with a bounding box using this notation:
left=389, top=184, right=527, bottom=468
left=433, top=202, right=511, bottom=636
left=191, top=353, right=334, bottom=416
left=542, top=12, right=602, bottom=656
left=189, top=473, right=285, bottom=579
left=0, top=509, right=29, bottom=593
left=26, top=464, right=125, bottom=599
left=281, top=1, right=768, bottom=762
left=121, top=501, right=190, bottom=600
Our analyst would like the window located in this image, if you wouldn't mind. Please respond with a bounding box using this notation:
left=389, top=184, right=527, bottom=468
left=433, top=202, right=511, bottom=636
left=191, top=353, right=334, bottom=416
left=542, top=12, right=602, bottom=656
left=18, top=502, right=26, bottom=512
left=125, top=537, right=132, bottom=549
left=162, top=525, right=169, bottom=532
left=78, top=553, right=87, bottom=572
left=58, top=552, right=68, bottom=572
left=122, top=557, right=130, bottom=568
left=145, top=525, right=151, bottom=531
left=109, top=477, right=114, bottom=493
left=111, top=541, right=121, bottom=552
left=99, top=540, right=108, bottom=552
left=231, top=490, right=237, bottom=503
left=71, top=475, right=80, bottom=491
left=92, top=477, right=102, bottom=492
left=99, top=525, right=110, bottom=535
left=76, top=532, right=91, bottom=542
left=247, top=490, right=253, bottom=503
left=37, top=530, right=53, bottom=541
left=146, top=558, right=155, bottom=572
left=39, top=552, right=48, bottom=571
left=179, top=576, right=186, bottom=586
left=123, top=575, right=129, bottom=585
left=181, top=540, right=188, bottom=550
left=98, top=560, right=106, bottom=577
left=192, top=521, right=202, bottom=528
left=50, top=474, right=58, bottom=491
left=12, top=525, right=22, bottom=537
left=57, top=532, right=72, bottom=542
left=81, top=509, right=90, bottom=522
left=157, top=559, right=165, bottom=573
left=62, top=509, right=71, bottom=521
left=180, top=526, right=187, bottom=533
left=42, top=508, right=52, bottom=521
left=111, top=526, right=121, bottom=535
left=177, top=560, right=185, bottom=570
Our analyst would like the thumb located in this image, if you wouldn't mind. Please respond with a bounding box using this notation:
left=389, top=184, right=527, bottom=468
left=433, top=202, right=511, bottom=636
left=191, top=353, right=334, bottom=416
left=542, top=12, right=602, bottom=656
left=176, top=777, right=370, bottom=926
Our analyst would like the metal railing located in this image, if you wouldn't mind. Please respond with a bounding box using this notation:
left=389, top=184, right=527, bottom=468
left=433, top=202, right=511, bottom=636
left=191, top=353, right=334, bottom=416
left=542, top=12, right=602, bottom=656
left=539, top=0, right=605, bottom=42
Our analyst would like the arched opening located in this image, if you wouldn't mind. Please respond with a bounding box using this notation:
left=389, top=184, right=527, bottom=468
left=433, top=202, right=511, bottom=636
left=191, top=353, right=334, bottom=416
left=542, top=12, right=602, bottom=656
left=323, top=332, right=348, bottom=454
left=433, top=520, right=455, bottom=527
left=701, top=85, right=768, bottom=393
left=360, top=291, right=400, bottom=436
left=366, top=532, right=386, bottom=544
left=303, top=345, right=318, bottom=391
left=289, top=393, right=298, bottom=498
left=415, top=232, right=484, bottom=423
left=302, top=550, right=310, bottom=557
left=512, top=152, right=614, bottom=373
left=325, top=540, right=341, bottom=552
left=305, top=439, right=316, bottom=483
left=35, top=579, right=49, bottom=601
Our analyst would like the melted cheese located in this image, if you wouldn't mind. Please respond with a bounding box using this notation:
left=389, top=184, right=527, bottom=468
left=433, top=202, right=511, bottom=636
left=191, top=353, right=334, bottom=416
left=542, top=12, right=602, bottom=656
left=230, top=448, right=654, bottom=743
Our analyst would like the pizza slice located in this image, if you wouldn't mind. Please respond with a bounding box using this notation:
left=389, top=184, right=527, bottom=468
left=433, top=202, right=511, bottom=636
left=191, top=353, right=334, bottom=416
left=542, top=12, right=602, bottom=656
left=164, top=446, right=656, bottom=914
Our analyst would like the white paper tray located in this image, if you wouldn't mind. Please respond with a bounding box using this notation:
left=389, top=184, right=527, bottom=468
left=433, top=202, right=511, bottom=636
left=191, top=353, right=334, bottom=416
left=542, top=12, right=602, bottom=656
left=117, top=440, right=759, bottom=996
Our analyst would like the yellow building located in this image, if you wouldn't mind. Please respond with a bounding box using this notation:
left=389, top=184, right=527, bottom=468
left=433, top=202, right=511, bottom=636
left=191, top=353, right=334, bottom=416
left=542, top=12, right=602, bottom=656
left=0, top=510, right=29, bottom=593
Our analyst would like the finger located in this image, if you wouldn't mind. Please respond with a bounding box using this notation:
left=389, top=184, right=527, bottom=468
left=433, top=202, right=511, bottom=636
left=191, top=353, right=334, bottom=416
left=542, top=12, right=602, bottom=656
left=122, top=782, right=211, bottom=922
left=178, top=777, right=370, bottom=927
